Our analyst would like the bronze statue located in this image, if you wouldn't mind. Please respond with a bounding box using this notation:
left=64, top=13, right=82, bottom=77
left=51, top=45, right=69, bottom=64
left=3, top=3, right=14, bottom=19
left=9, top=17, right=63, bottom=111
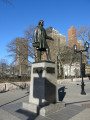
left=32, top=20, right=53, bottom=61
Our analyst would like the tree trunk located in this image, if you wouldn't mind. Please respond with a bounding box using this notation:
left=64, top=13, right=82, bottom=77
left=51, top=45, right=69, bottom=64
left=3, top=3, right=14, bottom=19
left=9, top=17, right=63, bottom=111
left=19, top=63, right=22, bottom=76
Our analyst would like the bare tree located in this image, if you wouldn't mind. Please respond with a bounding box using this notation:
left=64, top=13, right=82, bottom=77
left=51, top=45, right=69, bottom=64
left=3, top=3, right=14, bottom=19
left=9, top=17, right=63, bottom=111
left=60, top=46, right=81, bottom=78
left=7, top=38, right=29, bottom=76
left=24, top=24, right=35, bottom=58
left=76, top=25, right=90, bottom=60
left=74, top=68, right=80, bottom=78
left=7, top=25, right=34, bottom=76
left=0, top=59, right=9, bottom=77
left=57, top=46, right=88, bottom=78
left=76, top=25, right=90, bottom=42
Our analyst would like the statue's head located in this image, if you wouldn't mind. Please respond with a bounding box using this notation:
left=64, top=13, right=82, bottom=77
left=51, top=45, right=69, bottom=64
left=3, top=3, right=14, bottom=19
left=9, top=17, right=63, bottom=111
left=38, top=20, right=44, bottom=26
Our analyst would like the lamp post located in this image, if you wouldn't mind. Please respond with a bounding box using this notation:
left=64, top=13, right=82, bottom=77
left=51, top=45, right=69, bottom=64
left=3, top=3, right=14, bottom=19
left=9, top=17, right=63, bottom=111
left=73, top=41, right=89, bottom=95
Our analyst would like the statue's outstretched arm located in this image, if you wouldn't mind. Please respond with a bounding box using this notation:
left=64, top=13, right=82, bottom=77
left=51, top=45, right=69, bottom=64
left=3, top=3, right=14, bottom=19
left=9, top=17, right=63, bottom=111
left=46, top=35, right=54, bottom=40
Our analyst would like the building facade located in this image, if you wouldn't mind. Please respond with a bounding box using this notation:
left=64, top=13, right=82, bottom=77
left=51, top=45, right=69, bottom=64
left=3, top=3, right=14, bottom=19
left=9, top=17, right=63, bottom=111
left=46, top=27, right=66, bottom=62
left=67, top=26, right=80, bottom=49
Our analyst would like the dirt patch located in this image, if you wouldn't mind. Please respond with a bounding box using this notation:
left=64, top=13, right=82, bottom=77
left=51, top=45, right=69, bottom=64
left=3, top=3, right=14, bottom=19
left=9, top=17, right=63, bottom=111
left=0, top=78, right=30, bottom=83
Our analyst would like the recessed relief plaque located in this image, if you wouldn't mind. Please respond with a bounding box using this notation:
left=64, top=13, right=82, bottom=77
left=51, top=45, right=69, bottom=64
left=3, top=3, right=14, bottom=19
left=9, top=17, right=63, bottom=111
left=46, top=67, right=55, bottom=73
left=33, top=67, right=55, bottom=74
left=33, top=67, right=43, bottom=73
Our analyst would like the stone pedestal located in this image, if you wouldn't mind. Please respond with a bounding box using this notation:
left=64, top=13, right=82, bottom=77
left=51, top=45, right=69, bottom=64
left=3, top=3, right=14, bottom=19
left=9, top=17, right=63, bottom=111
left=23, top=61, right=65, bottom=116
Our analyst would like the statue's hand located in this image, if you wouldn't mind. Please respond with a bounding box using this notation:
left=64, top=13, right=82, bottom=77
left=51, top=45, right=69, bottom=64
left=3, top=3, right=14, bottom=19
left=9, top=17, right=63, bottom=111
left=51, top=38, right=54, bottom=40
left=32, top=42, right=40, bottom=47
left=49, top=37, right=54, bottom=40
left=46, top=35, right=54, bottom=40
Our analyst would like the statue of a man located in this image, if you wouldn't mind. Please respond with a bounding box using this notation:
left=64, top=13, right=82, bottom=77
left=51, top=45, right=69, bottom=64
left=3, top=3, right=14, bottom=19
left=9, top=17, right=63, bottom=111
left=33, top=20, right=53, bottom=61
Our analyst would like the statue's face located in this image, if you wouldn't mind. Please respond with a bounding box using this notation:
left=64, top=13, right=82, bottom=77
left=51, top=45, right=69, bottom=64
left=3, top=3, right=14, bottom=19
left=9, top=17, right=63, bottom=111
left=39, top=20, right=44, bottom=26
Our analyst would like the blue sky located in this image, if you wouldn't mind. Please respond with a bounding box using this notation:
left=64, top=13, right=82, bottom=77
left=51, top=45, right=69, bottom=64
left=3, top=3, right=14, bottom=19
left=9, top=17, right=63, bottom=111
left=0, top=0, right=90, bottom=64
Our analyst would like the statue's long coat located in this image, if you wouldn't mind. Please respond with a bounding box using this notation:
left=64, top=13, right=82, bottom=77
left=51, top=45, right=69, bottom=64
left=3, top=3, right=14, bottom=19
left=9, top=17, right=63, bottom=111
left=34, top=26, right=47, bottom=49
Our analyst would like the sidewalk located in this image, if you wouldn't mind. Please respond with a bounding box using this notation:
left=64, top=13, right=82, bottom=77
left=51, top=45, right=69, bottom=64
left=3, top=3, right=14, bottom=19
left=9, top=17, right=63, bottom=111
left=0, top=80, right=90, bottom=120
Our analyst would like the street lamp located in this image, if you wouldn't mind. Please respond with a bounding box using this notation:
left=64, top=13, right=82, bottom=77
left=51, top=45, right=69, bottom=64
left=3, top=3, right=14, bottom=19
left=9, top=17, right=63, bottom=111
left=73, top=41, right=89, bottom=95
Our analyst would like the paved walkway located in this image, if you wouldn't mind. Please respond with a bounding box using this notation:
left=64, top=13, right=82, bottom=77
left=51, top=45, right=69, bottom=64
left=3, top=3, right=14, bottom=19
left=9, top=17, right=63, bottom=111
left=0, top=80, right=90, bottom=120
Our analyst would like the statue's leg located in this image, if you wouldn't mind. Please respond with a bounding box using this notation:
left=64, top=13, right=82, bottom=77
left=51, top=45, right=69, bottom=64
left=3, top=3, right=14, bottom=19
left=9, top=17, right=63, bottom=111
left=46, top=48, right=51, bottom=61
left=37, top=50, right=41, bottom=61
left=39, top=51, right=41, bottom=61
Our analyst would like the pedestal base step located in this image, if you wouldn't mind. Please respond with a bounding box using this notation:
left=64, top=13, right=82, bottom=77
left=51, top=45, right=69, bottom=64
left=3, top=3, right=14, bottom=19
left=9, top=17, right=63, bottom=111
left=22, top=102, right=65, bottom=116
left=40, top=102, right=65, bottom=116
left=22, top=102, right=39, bottom=114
